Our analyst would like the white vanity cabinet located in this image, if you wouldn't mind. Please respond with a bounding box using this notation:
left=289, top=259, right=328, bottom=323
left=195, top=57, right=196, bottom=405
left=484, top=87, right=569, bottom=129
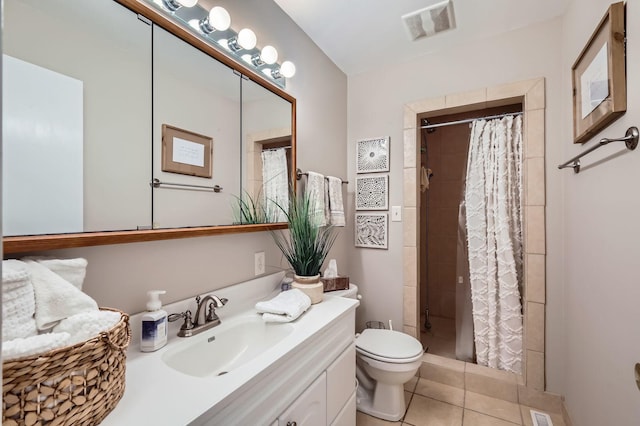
left=195, top=307, right=357, bottom=425
left=276, top=343, right=356, bottom=426
left=102, top=275, right=359, bottom=426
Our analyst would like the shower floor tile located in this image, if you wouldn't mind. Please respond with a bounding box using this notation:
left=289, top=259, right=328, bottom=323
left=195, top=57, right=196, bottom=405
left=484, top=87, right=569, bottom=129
left=421, top=315, right=456, bottom=359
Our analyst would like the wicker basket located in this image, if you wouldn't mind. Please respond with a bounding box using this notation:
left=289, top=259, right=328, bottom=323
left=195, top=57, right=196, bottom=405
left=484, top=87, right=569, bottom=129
left=2, top=308, right=130, bottom=426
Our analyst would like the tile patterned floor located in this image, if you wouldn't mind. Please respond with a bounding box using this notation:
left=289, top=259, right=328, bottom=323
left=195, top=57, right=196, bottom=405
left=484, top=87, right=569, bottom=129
left=356, top=377, right=566, bottom=426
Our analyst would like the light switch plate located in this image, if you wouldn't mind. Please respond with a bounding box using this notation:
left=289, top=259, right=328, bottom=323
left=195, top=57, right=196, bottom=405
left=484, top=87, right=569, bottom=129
left=391, top=206, right=402, bottom=222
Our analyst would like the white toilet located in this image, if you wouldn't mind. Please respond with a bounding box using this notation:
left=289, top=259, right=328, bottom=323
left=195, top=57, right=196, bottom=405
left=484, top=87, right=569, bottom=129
left=330, top=285, right=424, bottom=421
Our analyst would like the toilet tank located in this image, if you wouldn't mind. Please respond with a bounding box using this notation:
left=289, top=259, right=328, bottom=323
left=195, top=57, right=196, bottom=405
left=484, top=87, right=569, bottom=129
left=328, top=284, right=359, bottom=299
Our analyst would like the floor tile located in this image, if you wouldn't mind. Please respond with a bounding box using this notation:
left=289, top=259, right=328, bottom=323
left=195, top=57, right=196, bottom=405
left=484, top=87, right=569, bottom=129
left=404, top=394, right=463, bottom=426
left=405, top=391, right=412, bottom=409
left=421, top=316, right=457, bottom=359
left=463, top=409, right=520, bottom=426
left=464, top=391, right=522, bottom=424
left=414, top=378, right=465, bottom=407
left=356, top=411, right=401, bottom=425
left=520, top=405, right=566, bottom=426
left=404, top=375, right=419, bottom=392
left=423, top=334, right=456, bottom=358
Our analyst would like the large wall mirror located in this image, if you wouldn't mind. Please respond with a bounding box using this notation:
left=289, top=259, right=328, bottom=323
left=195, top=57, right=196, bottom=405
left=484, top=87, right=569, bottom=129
left=2, top=0, right=295, bottom=254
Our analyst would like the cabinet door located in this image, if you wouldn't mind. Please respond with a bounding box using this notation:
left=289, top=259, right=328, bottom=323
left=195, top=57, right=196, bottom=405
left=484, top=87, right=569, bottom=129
left=327, top=344, right=356, bottom=423
left=330, top=391, right=356, bottom=426
left=279, top=372, right=326, bottom=426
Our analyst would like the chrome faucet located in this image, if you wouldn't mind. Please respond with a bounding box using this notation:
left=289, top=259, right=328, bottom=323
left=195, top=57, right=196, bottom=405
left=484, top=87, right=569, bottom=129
left=168, top=294, right=228, bottom=337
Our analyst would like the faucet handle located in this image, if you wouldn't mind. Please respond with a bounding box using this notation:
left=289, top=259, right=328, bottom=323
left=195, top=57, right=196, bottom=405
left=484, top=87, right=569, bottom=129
left=206, top=304, right=218, bottom=322
left=168, top=310, right=195, bottom=331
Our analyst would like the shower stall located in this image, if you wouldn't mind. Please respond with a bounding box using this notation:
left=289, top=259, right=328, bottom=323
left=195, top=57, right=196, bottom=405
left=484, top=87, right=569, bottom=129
left=419, top=104, right=523, bottom=368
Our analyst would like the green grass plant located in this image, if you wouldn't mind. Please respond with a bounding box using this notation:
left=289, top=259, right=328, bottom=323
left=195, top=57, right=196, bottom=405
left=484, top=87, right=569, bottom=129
left=271, top=192, right=338, bottom=276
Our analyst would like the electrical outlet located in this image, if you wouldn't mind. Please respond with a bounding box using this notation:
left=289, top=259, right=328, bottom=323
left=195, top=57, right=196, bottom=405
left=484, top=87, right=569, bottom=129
left=254, top=251, right=265, bottom=276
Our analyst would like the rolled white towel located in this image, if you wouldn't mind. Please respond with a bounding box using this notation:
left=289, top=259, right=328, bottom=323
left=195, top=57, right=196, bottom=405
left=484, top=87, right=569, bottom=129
left=2, top=332, right=70, bottom=361
left=53, top=310, right=121, bottom=346
left=2, top=260, right=37, bottom=341
left=25, top=260, right=98, bottom=331
left=24, top=256, right=88, bottom=290
left=255, top=289, right=311, bottom=323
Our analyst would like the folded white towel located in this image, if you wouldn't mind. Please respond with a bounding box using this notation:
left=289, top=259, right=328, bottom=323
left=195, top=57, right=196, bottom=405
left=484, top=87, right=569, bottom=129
left=24, top=256, right=88, bottom=290
left=255, top=289, right=311, bottom=323
left=53, top=310, right=121, bottom=346
left=326, top=176, right=346, bottom=227
left=25, top=260, right=98, bottom=331
left=306, top=171, right=327, bottom=227
left=2, top=260, right=37, bottom=341
left=2, top=332, right=70, bottom=361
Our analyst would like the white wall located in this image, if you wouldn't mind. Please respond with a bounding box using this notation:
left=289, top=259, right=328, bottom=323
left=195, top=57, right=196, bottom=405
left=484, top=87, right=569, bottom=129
left=22, top=0, right=348, bottom=316
left=560, top=1, right=640, bottom=425
left=347, top=18, right=566, bottom=393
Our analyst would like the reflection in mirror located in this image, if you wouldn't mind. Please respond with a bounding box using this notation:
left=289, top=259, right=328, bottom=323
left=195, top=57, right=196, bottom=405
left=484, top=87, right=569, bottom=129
left=3, top=0, right=152, bottom=236
left=152, top=25, right=241, bottom=229
left=2, top=0, right=297, bottom=254
left=241, top=78, right=293, bottom=223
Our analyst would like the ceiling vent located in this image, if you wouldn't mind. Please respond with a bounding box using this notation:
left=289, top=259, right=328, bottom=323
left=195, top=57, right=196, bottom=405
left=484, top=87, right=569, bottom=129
left=401, top=0, right=456, bottom=41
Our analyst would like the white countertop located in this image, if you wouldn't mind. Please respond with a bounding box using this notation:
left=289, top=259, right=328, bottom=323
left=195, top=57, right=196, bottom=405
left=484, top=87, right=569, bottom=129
left=101, top=286, right=358, bottom=426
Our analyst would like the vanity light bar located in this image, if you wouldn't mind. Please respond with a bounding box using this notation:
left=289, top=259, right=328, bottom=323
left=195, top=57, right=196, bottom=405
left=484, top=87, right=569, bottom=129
left=149, top=0, right=295, bottom=88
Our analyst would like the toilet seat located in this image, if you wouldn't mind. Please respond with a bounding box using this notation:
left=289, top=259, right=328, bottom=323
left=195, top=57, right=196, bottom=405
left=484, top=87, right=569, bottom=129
left=355, top=329, right=423, bottom=364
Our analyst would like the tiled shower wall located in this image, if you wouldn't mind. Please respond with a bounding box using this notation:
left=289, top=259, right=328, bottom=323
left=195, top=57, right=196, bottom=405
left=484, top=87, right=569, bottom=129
left=420, top=124, right=469, bottom=320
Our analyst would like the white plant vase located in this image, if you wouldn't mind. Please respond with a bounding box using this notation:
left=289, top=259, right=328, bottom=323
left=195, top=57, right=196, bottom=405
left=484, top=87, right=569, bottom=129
left=292, top=274, right=323, bottom=304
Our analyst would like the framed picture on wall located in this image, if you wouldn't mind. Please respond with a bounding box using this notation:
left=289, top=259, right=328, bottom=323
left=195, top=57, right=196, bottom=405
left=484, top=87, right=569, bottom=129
left=356, top=136, right=390, bottom=173
left=355, top=174, right=389, bottom=210
left=355, top=213, right=388, bottom=249
left=162, top=124, right=213, bottom=178
left=571, top=2, right=626, bottom=144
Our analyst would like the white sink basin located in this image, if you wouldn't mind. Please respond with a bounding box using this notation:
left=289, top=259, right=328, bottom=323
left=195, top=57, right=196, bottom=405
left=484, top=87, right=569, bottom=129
left=161, top=316, right=294, bottom=377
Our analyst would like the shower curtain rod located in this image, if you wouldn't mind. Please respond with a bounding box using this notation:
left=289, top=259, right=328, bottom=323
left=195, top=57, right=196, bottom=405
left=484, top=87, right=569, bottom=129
left=420, top=111, right=523, bottom=130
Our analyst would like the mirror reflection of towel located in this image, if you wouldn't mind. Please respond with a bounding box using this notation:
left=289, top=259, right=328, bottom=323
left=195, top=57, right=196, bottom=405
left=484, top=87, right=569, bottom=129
left=261, top=149, right=289, bottom=222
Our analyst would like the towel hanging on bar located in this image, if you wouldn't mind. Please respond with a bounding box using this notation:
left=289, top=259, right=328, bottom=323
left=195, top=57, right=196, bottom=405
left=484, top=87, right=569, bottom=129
left=296, top=168, right=348, bottom=184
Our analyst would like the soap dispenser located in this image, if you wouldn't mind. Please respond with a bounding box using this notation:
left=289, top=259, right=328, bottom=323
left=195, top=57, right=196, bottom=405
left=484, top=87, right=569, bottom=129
left=141, top=290, right=168, bottom=352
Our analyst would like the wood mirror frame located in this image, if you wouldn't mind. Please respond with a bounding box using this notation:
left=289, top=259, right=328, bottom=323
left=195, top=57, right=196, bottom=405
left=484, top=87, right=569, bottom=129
left=3, top=0, right=296, bottom=255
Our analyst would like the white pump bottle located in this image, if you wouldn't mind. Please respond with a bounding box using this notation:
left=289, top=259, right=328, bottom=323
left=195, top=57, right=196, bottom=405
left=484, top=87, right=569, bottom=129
left=140, top=290, right=168, bottom=352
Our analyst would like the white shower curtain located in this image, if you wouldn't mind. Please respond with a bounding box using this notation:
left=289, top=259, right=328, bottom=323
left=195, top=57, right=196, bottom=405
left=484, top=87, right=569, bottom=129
left=464, top=115, right=523, bottom=374
left=261, top=148, right=289, bottom=222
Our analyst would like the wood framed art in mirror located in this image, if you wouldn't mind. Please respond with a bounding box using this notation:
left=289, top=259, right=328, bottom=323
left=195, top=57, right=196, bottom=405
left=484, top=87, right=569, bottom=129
left=572, top=1, right=626, bottom=144
left=162, top=124, right=212, bottom=178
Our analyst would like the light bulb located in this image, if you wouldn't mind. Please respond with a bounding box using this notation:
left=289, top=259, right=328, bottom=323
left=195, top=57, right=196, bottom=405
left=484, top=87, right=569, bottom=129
left=209, top=6, right=231, bottom=31
left=162, top=0, right=196, bottom=11
left=237, top=28, right=257, bottom=50
left=260, top=45, right=278, bottom=65
left=279, top=61, right=296, bottom=78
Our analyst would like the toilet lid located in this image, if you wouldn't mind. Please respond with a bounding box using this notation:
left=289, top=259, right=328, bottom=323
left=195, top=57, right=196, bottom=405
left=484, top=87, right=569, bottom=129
left=356, top=329, right=423, bottom=360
